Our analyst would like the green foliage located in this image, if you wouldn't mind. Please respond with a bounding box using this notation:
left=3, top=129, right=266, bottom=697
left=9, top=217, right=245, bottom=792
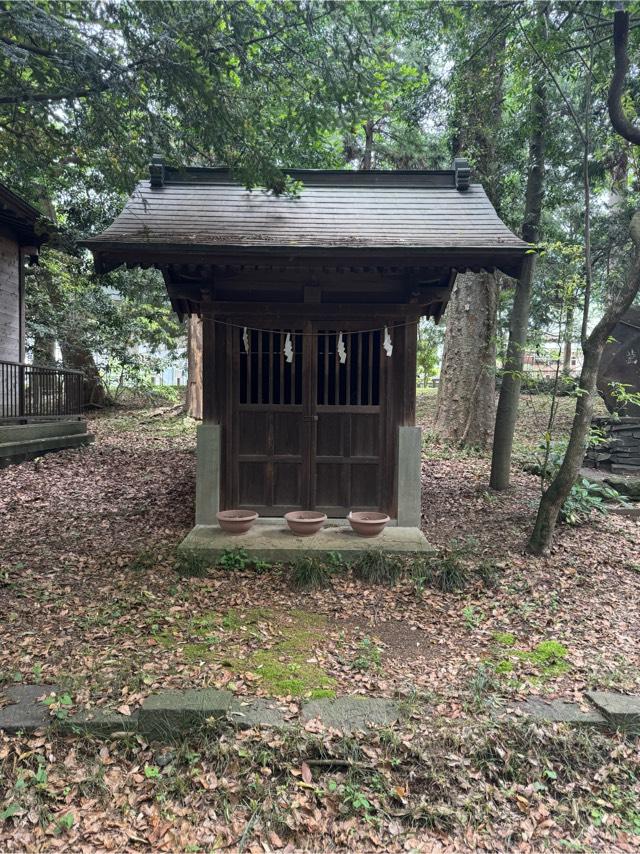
left=416, top=319, right=444, bottom=388
left=351, top=550, right=403, bottom=587
left=217, top=548, right=250, bottom=571
left=290, top=555, right=334, bottom=591
left=525, top=441, right=629, bottom=524
left=351, top=637, right=382, bottom=672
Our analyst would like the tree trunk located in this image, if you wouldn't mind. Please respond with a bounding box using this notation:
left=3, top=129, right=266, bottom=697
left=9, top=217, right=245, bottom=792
left=436, top=5, right=506, bottom=448
left=435, top=271, right=498, bottom=448
left=361, top=120, right=374, bottom=170
left=60, top=341, right=108, bottom=408
left=32, top=334, right=56, bottom=366
left=490, top=45, right=547, bottom=490
left=186, top=314, right=203, bottom=419
left=527, top=213, right=640, bottom=554
left=562, top=307, right=574, bottom=376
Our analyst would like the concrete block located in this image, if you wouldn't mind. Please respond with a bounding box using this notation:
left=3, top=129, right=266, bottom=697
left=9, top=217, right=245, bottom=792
left=515, top=697, right=606, bottom=728
left=178, top=522, right=433, bottom=562
left=139, top=687, right=233, bottom=740
left=301, top=696, right=399, bottom=734
left=586, top=691, right=640, bottom=732
left=227, top=698, right=288, bottom=730
left=397, top=426, right=422, bottom=528
left=60, top=709, right=139, bottom=737
left=0, top=684, right=56, bottom=734
left=196, top=423, right=221, bottom=525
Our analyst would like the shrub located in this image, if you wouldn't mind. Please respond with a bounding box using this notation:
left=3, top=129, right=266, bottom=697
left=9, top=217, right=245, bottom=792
left=524, top=440, right=629, bottom=524
left=290, top=555, right=333, bottom=590
left=218, top=548, right=250, bottom=571
left=412, top=547, right=469, bottom=593
left=351, top=550, right=403, bottom=586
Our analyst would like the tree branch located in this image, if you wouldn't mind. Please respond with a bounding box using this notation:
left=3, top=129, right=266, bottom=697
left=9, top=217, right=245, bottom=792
left=607, top=9, right=640, bottom=145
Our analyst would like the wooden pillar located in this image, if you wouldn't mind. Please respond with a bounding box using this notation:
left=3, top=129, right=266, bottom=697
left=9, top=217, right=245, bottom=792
left=202, top=314, right=217, bottom=423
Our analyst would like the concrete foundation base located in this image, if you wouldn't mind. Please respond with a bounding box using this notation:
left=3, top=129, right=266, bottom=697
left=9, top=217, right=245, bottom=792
left=179, top=521, right=433, bottom=562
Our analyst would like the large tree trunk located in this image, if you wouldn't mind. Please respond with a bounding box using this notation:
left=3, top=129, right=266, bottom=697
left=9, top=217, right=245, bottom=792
left=186, top=314, right=203, bottom=419
left=435, top=271, right=498, bottom=448
left=490, top=42, right=547, bottom=490
left=60, top=341, right=108, bottom=408
left=527, top=213, right=640, bottom=554
left=436, top=6, right=506, bottom=447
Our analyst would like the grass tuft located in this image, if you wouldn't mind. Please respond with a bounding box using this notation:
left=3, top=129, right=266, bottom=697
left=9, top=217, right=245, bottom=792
left=351, top=549, right=403, bottom=586
left=174, top=549, right=211, bottom=578
left=290, top=555, right=333, bottom=590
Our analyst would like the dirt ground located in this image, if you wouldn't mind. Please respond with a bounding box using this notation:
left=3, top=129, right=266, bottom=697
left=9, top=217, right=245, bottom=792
left=0, top=391, right=638, bottom=851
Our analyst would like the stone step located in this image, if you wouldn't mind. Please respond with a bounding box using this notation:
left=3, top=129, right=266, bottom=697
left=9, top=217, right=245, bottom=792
left=0, top=431, right=94, bottom=464
left=0, top=420, right=87, bottom=444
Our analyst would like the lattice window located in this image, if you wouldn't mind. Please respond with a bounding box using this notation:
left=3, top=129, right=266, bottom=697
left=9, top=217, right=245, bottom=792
left=239, top=329, right=303, bottom=405
left=317, top=330, right=381, bottom=406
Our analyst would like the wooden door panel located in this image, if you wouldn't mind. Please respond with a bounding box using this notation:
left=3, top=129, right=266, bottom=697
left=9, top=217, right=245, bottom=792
left=229, top=325, right=389, bottom=516
left=350, top=413, right=379, bottom=457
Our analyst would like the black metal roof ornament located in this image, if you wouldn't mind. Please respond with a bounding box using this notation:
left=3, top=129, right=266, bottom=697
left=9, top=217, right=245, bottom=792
left=454, top=158, right=471, bottom=191
left=149, top=155, right=165, bottom=188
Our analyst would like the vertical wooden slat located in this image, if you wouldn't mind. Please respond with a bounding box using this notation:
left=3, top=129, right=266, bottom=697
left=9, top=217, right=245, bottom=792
left=292, top=331, right=296, bottom=403
left=257, top=330, right=263, bottom=405
left=357, top=332, right=363, bottom=405
left=201, top=314, right=217, bottom=422
left=278, top=330, right=284, bottom=405
left=267, top=330, right=273, bottom=405
left=322, top=332, right=328, bottom=405
left=367, top=333, right=374, bottom=406
left=245, top=329, right=252, bottom=404
left=333, top=333, right=339, bottom=406
left=345, top=333, right=351, bottom=406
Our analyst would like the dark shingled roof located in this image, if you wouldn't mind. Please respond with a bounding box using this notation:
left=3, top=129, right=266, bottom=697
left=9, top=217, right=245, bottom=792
left=85, top=166, right=528, bottom=259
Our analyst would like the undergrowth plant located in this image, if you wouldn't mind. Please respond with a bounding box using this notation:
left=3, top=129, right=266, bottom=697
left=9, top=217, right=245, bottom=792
left=174, top=550, right=211, bottom=578
left=290, top=555, right=334, bottom=590
left=524, top=439, right=629, bottom=524
left=351, top=550, right=403, bottom=586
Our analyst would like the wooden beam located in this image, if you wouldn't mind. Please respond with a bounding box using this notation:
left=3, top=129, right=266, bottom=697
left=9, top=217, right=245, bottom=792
left=200, top=302, right=428, bottom=319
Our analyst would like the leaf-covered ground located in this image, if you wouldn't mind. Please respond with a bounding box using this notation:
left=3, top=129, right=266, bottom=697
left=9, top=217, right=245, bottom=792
left=1, top=393, right=639, bottom=851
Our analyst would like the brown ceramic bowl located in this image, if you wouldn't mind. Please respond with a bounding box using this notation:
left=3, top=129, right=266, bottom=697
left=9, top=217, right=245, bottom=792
left=347, top=511, right=390, bottom=537
left=216, top=509, right=258, bottom=534
left=284, top=510, right=327, bottom=537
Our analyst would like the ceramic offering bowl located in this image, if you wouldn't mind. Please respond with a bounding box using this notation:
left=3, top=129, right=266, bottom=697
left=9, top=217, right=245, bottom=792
left=347, top=511, right=390, bottom=537
left=284, top=510, right=327, bottom=536
left=216, top=509, right=258, bottom=534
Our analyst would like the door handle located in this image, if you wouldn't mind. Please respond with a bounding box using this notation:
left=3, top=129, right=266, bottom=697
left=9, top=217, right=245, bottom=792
left=303, top=415, right=319, bottom=422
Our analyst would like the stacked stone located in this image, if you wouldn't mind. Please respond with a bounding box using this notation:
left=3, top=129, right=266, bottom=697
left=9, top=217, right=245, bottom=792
left=585, top=416, right=640, bottom=474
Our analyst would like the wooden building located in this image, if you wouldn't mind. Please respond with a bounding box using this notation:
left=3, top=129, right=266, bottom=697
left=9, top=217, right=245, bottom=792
left=0, top=182, right=92, bottom=464
left=87, top=160, right=527, bottom=554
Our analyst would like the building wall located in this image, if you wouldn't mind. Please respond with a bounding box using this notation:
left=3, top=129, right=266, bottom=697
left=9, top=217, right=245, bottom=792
left=0, top=230, right=21, bottom=363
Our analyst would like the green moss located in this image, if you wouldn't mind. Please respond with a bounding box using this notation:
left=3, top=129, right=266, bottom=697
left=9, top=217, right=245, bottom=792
left=493, top=632, right=516, bottom=648
left=247, top=650, right=336, bottom=698
left=183, top=643, right=216, bottom=662
left=155, top=606, right=337, bottom=698
left=522, top=640, right=569, bottom=676
left=486, top=638, right=570, bottom=680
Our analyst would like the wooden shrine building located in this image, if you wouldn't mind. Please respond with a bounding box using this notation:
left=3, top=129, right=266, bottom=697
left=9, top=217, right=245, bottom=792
left=86, top=160, right=527, bottom=556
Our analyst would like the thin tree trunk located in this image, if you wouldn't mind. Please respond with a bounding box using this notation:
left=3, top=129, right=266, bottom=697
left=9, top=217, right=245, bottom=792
left=489, top=12, right=547, bottom=491
left=562, top=307, right=574, bottom=375
left=186, top=314, right=203, bottom=419
left=527, top=213, right=640, bottom=554
left=361, top=120, right=374, bottom=170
